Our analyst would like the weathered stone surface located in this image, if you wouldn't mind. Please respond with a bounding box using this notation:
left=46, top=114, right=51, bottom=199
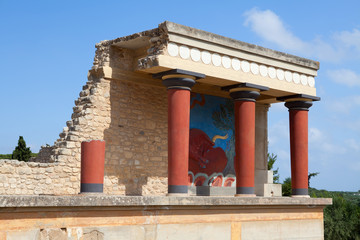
left=0, top=195, right=332, bottom=208
left=162, top=21, right=319, bottom=70
left=39, top=228, right=67, bottom=240
left=0, top=22, right=319, bottom=198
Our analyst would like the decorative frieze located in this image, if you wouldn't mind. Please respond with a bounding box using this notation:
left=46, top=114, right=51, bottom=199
left=167, top=42, right=316, bottom=88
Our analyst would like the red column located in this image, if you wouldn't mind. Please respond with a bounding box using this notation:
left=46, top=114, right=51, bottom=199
left=80, top=140, right=105, bottom=193
left=153, top=69, right=204, bottom=195
left=234, top=100, right=256, bottom=196
left=167, top=88, right=191, bottom=194
left=285, top=101, right=313, bottom=196
left=226, top=87, right=265, bottom=197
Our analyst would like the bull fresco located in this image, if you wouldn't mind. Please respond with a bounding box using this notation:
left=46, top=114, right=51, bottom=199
left=189, top=93, right=236, bottom=187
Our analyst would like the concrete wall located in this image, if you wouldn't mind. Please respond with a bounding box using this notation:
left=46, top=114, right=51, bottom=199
left=0, top=195, right=329, bottom=240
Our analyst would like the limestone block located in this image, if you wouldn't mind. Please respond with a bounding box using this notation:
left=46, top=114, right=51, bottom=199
left=39, top=228, right=67, bottom=240
left=8, top=178, right=17, bottom=184
left=267, top=170, right=274, bottom=183
left=6, top=229, right=40, bottom=240
left=65, top=141, right=76, bottom=148
left=264, top=183, right=282, bottom=197
left=156, top=223, right=231, bottom=240
left=0, top=164, right=14, bottom=174
left=241, top=219, right=323, bottom=239
left=59, top=148, right=72, bottom=156
left=255, top=169, right=268, bottom=185
left=63, top=167, right=72, bottom=173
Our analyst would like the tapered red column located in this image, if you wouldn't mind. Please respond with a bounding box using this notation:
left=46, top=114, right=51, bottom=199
left=223, top=83, right=268, bottom=197
left=80, top=140, right=105, bottom=193
left=234, top=99, right=257, bottom=195
left=154, top=69, right=205, bottom=195
left=167, top=87, right=192, bottom=194
left=232, top=91, right=259, bottom=196
left=285, top=101, right=313, bottom=196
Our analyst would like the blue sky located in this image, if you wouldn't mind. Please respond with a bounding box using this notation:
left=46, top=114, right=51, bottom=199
left=1, top=1, right=359, bottom=191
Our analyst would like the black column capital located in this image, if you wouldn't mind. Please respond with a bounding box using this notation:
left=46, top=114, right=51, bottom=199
left=277, top=94, right=320, bottom=111
left=153, top=69, right=205, bottom=91
left=285, top=101, right=313, bottom=111
left=230, top=90, right=260, bottom=102
left=221, top=82, right=269, bottom=102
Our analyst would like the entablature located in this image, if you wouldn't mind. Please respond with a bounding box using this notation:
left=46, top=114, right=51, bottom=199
left=94, top=21, right=320, bottom=104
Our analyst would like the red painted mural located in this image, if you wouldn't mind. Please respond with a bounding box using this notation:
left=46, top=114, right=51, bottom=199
left=189, top=128, right=227, bottom=176
left=188, top=93, right=236, bottom=187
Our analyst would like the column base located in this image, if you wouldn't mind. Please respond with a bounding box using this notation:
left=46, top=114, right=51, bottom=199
left=291, top=195, right=310, bottom=198
left=236, top=187, right=255, bottom=195
left=80, top=183, right=103, bottom=193
left=234, top=194, right=256, bottom=197
left=79, top=192, right=104, bottom=195
left=168, top=185, right=188, bottom=195
left=166, top=193, right=189, bottom=197
left=292, top=188, right=308, bottom=196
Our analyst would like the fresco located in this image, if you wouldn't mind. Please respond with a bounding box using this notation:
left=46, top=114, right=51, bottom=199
left=189, top=93, right=236, bottom=187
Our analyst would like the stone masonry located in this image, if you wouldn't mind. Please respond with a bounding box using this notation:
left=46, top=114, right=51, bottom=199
left=0, top=22, right=282, bottom=196
left=0, top=32, right=170, bottom=195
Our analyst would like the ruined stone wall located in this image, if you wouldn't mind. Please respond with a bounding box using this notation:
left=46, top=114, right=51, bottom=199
left=0, top=66, right=169, bottom=195
left=30, top=145, right=54, bottom=163
left=0, top=72, right=111, bottom=195
left=0, top=159, right=76, bottom=195
left=103, top=79, right=168, bottom=195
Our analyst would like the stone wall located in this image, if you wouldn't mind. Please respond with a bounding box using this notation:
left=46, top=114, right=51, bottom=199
left=0, top=159, right=77, bottom=195
left=30, top=145, right=55, bottom=163
left=0, top=45, right=170, bottom=195
left=0, top=37, right=269, bottom=196
left=0, top=69, right=271, bottom=196
left=102, top=78, right=168, bottom=196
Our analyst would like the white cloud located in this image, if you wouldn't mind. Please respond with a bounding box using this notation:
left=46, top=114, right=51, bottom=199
left=269, top=102, right=287, bottom=113
left=308, top=127, right=347, bottom=155
left=346, top=119, right=360, bottom=133
left=243, top=8, right=307, bottom=52
left=326, top=95, right=360, bottom=114
left=327, top=69, right=360, bottom=87
left=268, top=120, right=289, bottom=147
left=309, top=127, right=323, bottom=143
left=334, top=29, right=360, bottom=52
left=243, top=8, right=359, bottom=63
left=345, top=139, right=360, bottom=152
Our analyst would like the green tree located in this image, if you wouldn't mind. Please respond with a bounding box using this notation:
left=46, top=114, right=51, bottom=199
left=323, top=193, right=360, bottom=240
left=310, top=188, right=360, bottom=239
left=12, top=136, right=32, bottom=162
left=282, top=177, right=292, bottom=196
left=282, top=172, right=320, bottom=197
left=267, top=153, right=280, bottom=183
left=308, top=172, right=319, bottom=187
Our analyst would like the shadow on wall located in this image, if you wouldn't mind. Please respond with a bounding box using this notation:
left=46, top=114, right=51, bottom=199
left=103, top=71, right=168, bottom=196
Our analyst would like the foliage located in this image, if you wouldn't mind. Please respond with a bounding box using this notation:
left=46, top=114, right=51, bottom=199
left=310, top=188, right=360, bottom=240
left=276, top=151, right=360, bottom=239
left=0, top=154, right=12, bottom=159
left=11, top=136, right=32, bottom=162
left=267, top=153, right=280, bottom=183
left=282, top=172, right=320, bottom=196
left=282, top=177, right=292, bottom=196
left=308, top=172, right=319, bottom=187
left=0, top=153, right=38, bottom=160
